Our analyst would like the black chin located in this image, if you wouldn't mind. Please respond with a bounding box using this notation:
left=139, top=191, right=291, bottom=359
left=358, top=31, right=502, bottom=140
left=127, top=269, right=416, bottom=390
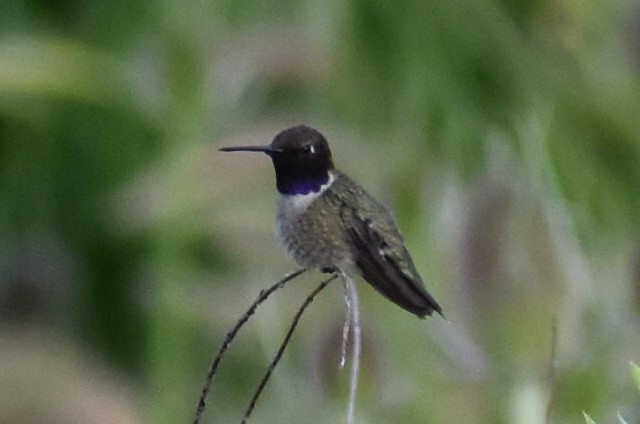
left=276, top=175, right=329, bottom=195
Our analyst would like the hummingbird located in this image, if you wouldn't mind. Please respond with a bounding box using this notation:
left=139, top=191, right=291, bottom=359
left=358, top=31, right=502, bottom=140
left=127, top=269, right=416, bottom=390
left=219, top=125, right=442, bottom=318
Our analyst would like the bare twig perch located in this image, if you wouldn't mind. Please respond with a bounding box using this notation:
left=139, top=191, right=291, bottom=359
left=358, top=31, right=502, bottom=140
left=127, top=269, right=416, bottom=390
left=193, top=268, right=306, bottom=424
left=241, top=272, right=338, bottom=423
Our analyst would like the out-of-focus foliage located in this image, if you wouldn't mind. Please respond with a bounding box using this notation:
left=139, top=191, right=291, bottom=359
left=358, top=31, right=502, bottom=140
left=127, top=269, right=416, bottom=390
left=632, top=362, right=640, bottom=390
left=583, top=362, right=640, bottom=423
left=1, top=0, right=639, bottom=423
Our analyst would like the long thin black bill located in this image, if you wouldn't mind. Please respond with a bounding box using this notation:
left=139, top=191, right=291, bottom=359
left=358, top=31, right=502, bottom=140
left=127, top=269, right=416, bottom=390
left=218, top=145, right=282, bottom=154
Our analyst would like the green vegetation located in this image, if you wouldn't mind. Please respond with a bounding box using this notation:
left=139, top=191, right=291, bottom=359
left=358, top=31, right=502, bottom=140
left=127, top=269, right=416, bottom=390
left=584, top=362, right=640, bottom=424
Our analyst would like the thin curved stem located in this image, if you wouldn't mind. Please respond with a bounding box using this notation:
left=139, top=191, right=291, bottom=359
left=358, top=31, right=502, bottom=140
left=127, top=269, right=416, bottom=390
left=193, top=268, right=306, bottom=424
left=340, top=278, right=353, bottom=369
left=343, top=274, right=361, bottom=424
left=241, top=272, right=338, bottom=423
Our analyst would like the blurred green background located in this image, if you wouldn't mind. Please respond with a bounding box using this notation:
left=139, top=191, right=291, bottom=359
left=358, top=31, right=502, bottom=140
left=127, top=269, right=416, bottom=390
left=1, top=0, right=640, bottom=422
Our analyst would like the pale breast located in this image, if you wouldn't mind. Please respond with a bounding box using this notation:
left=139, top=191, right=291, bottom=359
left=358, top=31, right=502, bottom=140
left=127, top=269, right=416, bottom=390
left=276, top=173, right=352, bottom=269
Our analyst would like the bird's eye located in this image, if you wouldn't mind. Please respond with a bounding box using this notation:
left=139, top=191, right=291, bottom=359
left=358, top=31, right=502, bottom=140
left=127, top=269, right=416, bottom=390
left=302, top=145, right=315, bottom=155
